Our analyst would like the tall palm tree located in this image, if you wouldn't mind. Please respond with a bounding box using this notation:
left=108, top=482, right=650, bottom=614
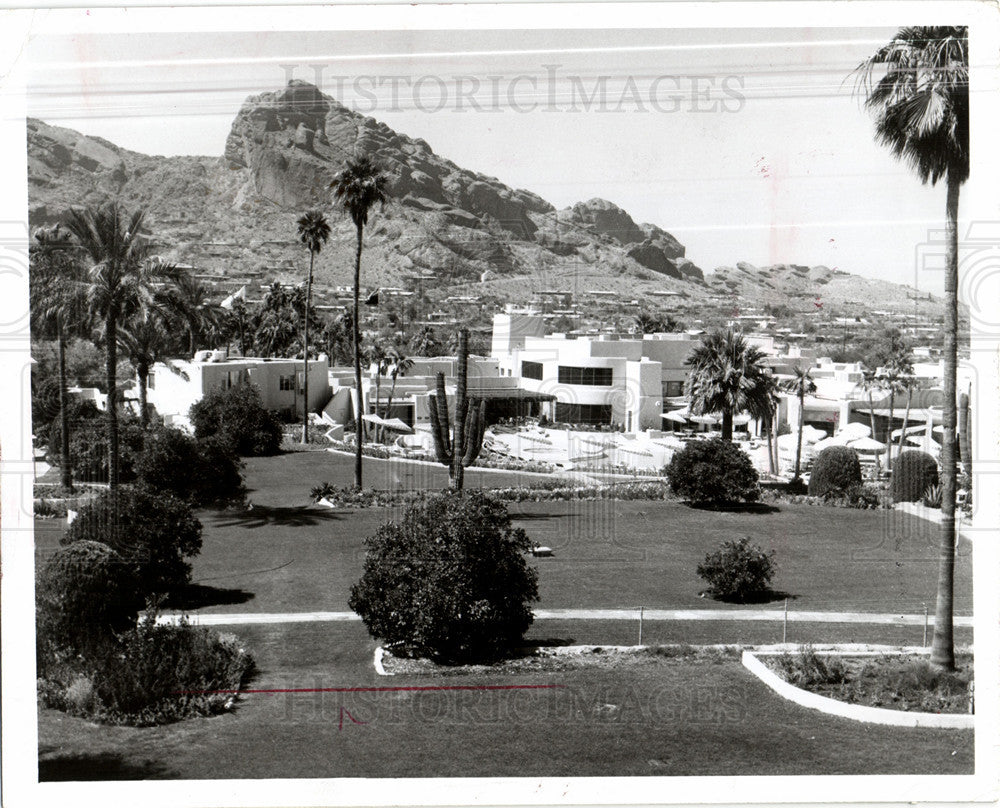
left=684, top=328, right=772, bottom=441
left=29, top=224, right=88, bottom=491
left=367, top=342, right=391, bottom=442
left=781, top=366, right=817, bottom=482
left=296, top=210, right=331, bottom=442
left=383, top=351, right=414, bottom=436
left=331, top=154, right=389, bottom=488
left=860, top=368, right=882, bottom=441
left=65, top=202, right=155, bottom=489
left=857, top=26, right=968, bottom=669
left=162, top=271, right=219, bottom=357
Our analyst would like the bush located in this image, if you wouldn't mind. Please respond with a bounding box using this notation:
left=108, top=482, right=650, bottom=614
left=696, top=537, right=775, bottom=603
left=891, top=450, right=939, bottom=503
left=666, top=438, right=760, bottom=505
left=52, top=412, right=147, bottom=484
left=38, top=609, right=256, bottom=726
left=135, top=427, right=244, bottom=506
left=824, top=482, right=884, bottom=510
left=808, top=445, right=862, bottom=497
left=44, top=398, right=102, bottom=465
left=349, top=491, right=539, bottom=662
left=190, top=384, right=283, bottom=457
left=922, top=483, right=943, bottom=509
left=36, top=541, right=141, bottom=663
left=62, top=486, right=203, bottom=598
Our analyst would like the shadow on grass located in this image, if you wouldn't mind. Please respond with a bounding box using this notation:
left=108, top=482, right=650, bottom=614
left=702, top=589, right=797, bottom=605
left=208, top=504, right=344, bottom=529
left=164, top=583, right=256, bottom=610
left=38, top=751, right=176, bottom=781
left=688, top=501, right=781, bottom=515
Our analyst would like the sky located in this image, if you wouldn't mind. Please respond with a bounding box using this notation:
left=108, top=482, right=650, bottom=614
left=22, top=26, right=962, bottom=292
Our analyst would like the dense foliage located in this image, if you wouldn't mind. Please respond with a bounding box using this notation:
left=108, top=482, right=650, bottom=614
left=135, top=427, right=244, bottom=506
left=349, top=491, right=539, bottom=662
left=696, top=537, right=775, bottom=603
left=808, top=445, right=862, bottom=497
left=62, top=486, right=203, bottom=597
left=891, top=450, right=939, bottom=503
left=36, top=541, right=141, bottom=661
left=190, top=383, right=283, bottom=456
left=666, top=438, right=760, bottom=505
left=48, top=411, right=147, bottom=484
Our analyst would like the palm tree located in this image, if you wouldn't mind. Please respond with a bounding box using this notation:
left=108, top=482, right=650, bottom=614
left=331, top=154, right=389, bottom=488
left=117, top=308, right=174, bottom=427
left=857, top=26, right=968, bottom=669
left=162, top=271, right=219, bottom=357
left=860, top=368, right=882, bottom=441
left=895, top=373, right=918, bottom=460
left=296, top=210, right=331, bottom=442
left=383, top=351, right=414, bottom=435
left=881, top=345, right=915, bottom=467
left=367, top=342, right=391, bottom=441
left=29, top=224, right=87, bottom=491
left=781, top=366, right=817, bottom=482
left=684, top=328, right=772, bottom=441
left=65, top=202, right=155, bottom=489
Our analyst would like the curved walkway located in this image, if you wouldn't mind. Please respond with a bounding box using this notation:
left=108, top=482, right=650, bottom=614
left=156, top=607, right=974, bottom=628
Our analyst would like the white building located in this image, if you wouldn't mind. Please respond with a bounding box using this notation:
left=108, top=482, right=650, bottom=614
left=144, top=350, right=331, bottom=430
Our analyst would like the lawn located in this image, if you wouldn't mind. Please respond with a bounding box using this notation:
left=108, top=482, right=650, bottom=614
left=33, top=451, right=974, bottom=626
left=37, top=621, right=974, bottom=780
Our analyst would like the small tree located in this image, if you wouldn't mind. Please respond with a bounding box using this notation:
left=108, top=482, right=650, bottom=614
left=135, top=427, right=244, bottom=506
left=697, top=537, right=776, bottom=603
left=62, top=486, right=203, bottom=598
left=666, top=438, right=760, bottom=505
left=348, top=491, right=539, bottom=662
left=808, top=445, right=862, bottom=497
left=189, top=383, right=283, bottom=456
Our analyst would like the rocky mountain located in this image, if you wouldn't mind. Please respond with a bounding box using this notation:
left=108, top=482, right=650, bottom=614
left=27, top=80, right=932, bottom=316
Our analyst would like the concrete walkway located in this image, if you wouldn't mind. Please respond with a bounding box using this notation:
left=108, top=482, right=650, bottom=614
left=155, top=607, right=973, bottom=628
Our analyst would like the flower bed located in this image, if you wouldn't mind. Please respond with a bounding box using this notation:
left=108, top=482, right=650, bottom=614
left=763, top=647, right=973, bottom=714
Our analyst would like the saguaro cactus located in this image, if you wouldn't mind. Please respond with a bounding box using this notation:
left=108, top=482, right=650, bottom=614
left=428, top=329, right=486, bottom=490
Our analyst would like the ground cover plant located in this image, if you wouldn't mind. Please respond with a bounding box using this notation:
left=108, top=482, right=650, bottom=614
left=768, top=646, right=973, bottom=713
left=349, top=491, right=539, bottom=662
left=666, top=437, right=760, bottom=505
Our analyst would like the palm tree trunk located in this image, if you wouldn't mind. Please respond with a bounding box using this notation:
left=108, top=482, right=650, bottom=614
left=137, top=362, right=149, bottom=428
left=721, top=410, right=733, bottom=441
left=887, top=391, right=896, bottom=468
left=56, top=321, right=73, bottom=492
left=794, top=390, right=805, bottom=480
left=352, top=224, right=364, bottom=489
left=765, top=411, right=775, bottom=475
left=930, top=176, right=960, bottom=670
left=867, top=391, right=877, bottom=442
left=897, top=387, right=913, bottom=462
left=302, top=251, right=314, bottom=443
left=958, top=390, right=971, bottom=480
left=105, top=310, right=119, bottom=488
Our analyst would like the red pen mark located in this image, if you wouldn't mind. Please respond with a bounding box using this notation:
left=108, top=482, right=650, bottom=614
left=339, top=706, right=367, bottom=730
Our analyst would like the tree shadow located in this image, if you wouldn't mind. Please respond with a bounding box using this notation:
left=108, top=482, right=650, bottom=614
left=506, top=511, right=572, bottom=521
left=208, top=504, right=344, bottom=529
left=700, top=589, right=797, bottom=605
left=688, top=501, right=781, bottom=514
left=164, top=583, right=256, bottom=610
left=38, top=751, right=176, bottom=781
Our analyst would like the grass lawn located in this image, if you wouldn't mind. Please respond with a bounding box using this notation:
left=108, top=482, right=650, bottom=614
left=37, top=621, right=974, bottom=780
left=33, top=451, right=973, bottom=626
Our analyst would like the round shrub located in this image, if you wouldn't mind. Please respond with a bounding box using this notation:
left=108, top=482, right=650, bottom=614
left=666, top=437, right=760, bottom=505
left=189, top=384, right=283, bottom=457
left=891, top=450, right=939, bottom=503
left=808, top=445, right=862, bottom=497
left=696, top=537, right=775, bottom=603
left=349, top=491, right=540, bottom=662
left=62, top=486, right=203, bottom=597
left=36, top=541, right=141, bottom=660
left=135, top=427, right=244, bottom=506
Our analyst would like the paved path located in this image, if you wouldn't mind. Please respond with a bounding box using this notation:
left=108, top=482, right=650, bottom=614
left=156, top=607, right=973, bottom=628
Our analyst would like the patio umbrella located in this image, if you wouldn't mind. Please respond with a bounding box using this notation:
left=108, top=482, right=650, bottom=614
left=381, top=417, right=414, bottom=434
left=662, top=410, right=689, bottom=424
left=689, top=414, right=719, bottom=425
left=847, top=436, right=886, bottom=452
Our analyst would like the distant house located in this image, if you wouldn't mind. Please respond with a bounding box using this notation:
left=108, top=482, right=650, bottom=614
left=144, top=350, right=331, bottom=430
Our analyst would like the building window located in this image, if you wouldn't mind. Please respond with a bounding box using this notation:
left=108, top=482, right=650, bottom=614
left=663, top=380, right=683, bottom=397
left=147, top=371, right=155, bottom=390
left=557, top=365, right=613, bottom=386
left=279, top=374, right=294, bottom=391
left=521, top=360, right=543, bottom=380
left=555, top=403, right=612, bottom=424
